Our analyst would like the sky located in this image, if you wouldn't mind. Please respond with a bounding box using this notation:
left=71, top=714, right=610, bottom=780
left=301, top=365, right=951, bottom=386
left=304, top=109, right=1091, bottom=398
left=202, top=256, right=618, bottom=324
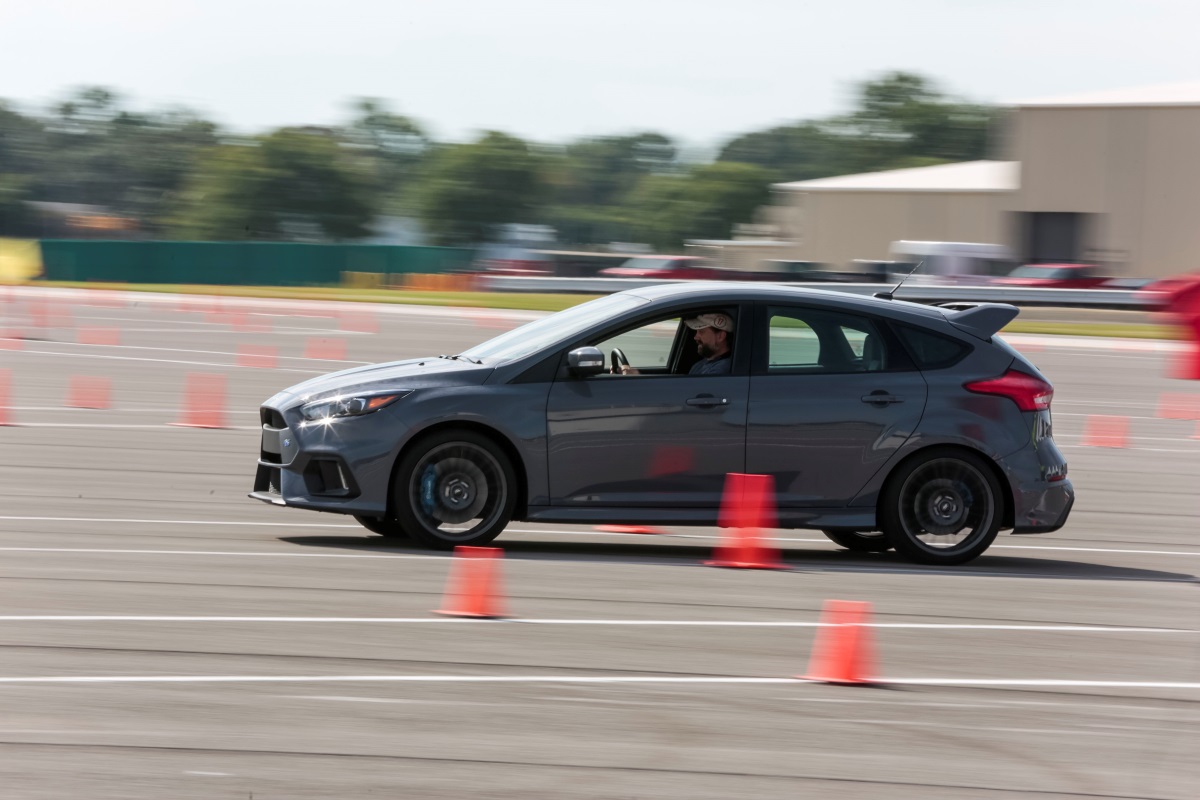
left=1, top=0, right=1197, bottom=150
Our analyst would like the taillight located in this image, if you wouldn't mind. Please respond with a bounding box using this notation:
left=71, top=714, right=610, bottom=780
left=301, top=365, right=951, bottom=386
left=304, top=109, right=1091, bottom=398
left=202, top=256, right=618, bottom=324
left=964, top=369, right=1054, bottom=412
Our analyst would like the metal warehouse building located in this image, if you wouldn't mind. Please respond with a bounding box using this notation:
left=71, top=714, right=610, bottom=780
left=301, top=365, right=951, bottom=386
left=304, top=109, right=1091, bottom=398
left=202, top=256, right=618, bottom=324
left=762, top=81, right=1200, bottom=278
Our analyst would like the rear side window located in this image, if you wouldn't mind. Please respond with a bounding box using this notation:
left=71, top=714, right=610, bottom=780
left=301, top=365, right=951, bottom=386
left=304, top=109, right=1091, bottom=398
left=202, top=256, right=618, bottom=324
left=895, top=325, right=971, bottom=369
left=765, top=306, right=894, bottom=373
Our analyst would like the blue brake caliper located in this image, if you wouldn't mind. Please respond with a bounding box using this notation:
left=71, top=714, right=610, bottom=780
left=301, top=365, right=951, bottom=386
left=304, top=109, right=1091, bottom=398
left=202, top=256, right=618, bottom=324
left=421, top=465, right=438, bottom=517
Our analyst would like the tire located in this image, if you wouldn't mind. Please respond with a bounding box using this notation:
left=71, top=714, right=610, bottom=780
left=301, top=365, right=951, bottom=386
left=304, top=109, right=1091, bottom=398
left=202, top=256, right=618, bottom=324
left=393, top=429, right=517, bottom=551
left=880, top=449, right=1003, bottom=566
left=821, top=529, right=892, bottom=553
left=354, top=514, right=409, bottom=539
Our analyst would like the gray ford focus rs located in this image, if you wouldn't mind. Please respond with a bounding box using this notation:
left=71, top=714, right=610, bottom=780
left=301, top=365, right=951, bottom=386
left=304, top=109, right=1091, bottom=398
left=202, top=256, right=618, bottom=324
left=250, top=283, right=1073, bottom=565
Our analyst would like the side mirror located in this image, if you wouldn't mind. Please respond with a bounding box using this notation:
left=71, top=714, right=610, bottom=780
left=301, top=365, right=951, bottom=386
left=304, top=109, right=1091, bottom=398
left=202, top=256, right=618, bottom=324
left=567, top=346, right=605, bottom=377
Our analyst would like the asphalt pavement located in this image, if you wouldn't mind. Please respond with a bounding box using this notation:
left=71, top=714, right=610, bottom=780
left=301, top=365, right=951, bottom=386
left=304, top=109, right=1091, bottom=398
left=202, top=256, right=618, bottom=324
left=0, top=288, right=1196, bottom=799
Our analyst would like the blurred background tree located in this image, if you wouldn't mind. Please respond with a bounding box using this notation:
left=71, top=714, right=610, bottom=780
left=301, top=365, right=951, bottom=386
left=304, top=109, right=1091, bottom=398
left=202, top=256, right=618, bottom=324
left=628, top=162, right=773, bottom=250
left=0, top=72, right=995, bottom=249
left=415, top=131, right=549, bottom=245
left=543, top=132, right=678, bottom=245
left=339, top=98, right=429, bottom=215
left=168, top=127, right=374, bottom=241
left=717, top=72, right=996, bottom=180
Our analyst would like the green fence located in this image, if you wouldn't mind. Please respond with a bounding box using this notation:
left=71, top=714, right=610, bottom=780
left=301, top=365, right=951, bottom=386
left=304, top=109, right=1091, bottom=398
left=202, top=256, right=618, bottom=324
left=39, top=241, right=476, bottom=286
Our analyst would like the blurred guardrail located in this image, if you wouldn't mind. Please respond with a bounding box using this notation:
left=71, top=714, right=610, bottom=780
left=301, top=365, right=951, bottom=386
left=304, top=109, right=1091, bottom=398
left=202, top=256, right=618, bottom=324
left=478, top=276, right=1156, bottom=310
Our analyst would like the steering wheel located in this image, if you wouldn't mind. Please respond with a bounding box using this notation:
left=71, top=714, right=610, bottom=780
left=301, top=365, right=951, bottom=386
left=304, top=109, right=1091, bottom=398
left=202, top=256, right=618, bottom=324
left=610, top=348, right=630, bottom=374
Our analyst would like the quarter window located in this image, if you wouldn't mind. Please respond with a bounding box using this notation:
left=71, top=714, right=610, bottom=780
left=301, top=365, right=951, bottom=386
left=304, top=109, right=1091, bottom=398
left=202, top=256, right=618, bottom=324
left=766, top=307, right=889, bottom=373
left=894, top=325, right=971, bottom=369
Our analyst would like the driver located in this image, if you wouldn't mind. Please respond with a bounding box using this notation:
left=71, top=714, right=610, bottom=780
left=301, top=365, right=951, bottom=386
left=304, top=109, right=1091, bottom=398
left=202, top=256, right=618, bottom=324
left=684, top=312, right=734, bottom=375
left=617, top=311, right=734, bottom=375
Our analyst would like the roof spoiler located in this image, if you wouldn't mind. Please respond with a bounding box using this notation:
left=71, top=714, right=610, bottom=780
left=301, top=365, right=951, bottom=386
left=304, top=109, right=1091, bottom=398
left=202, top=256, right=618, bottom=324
left=939, top=302, right=1020, bottom=340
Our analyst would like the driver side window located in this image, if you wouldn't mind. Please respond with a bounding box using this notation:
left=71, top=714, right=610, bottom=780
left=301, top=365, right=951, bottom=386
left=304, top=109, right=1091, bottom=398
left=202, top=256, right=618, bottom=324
left=595, top=317, right=681, bottom=374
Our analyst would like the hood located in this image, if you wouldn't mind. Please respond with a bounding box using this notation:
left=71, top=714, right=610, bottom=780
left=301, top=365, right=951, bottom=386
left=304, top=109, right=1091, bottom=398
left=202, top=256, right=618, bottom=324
left=266, top=357, right=493, bottom=408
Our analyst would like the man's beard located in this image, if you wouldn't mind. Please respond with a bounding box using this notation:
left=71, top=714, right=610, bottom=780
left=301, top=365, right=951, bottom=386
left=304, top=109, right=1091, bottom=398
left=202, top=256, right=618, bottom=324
left=697, top=341, right=715, bottom=359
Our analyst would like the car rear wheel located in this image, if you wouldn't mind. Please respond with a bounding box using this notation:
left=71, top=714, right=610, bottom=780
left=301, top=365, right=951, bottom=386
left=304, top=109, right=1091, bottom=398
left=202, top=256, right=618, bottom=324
left=353, top=514, right=408, bottom=539
left=880, top=450, right=1003, bottom=566
left=393, top=430, right=516, bottom=551
left=821, top=529, right=892, bottom=553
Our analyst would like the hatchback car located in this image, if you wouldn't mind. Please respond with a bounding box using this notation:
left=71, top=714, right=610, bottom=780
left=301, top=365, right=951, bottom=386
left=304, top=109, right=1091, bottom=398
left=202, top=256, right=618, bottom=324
left=250, top=283, right=1074, bottom=565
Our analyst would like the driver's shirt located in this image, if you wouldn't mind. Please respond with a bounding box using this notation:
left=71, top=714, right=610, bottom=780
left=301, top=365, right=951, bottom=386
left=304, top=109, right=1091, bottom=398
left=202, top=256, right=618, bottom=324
left=689, top=354, right=732, bottom=376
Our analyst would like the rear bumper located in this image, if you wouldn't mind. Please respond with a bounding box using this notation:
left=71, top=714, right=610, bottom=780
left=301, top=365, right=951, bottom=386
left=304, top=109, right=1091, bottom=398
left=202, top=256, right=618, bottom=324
left=1011, top=478, right=1075, bottom=534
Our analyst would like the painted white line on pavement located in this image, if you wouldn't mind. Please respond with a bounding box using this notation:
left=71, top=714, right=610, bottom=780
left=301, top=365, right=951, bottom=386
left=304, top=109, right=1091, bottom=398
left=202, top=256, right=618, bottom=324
left=7, top=408, right=258, bottom=415
left=1061, top=445, right=1200, bottom=453
left=4, top=424, right=261, bottom=430
left=0, top=674, right=1195, bottom=688
left=0, top=516, right=357, bottom=527
left=0, top=547, right=434, bottom=560
left=7, top=349, right=345, bottom=372
left=0, top=617, right=1188, bottom=633
left=4, top=518, right=1200, bottom=558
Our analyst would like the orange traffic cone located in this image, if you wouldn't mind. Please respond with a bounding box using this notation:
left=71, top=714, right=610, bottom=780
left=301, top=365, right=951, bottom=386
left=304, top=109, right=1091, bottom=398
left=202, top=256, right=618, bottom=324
left=801, top=599, right=878, bottom=685
left=0, top=369, right=12, bottom=426
left=1157, top=392, right=1200, bottom=420
left=304, top=337, right=347, bottom=360
left=66, top=376, right=112, bottom=409
left=435, top=546, right=507, bottom=618
left=705, top=473, right=788, bottom=569
left=172, top=373, right=228, bottom=429
left=77, top=327, right=121, bottom=346
left=1079, top=415, right=1130, bottom=448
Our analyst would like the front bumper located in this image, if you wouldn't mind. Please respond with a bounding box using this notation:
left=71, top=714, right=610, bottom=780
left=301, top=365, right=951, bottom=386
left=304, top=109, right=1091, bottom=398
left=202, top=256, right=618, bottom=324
left=1011, top=477, right=1075, bottom=534
left=249, top=403, right=400, bottom=517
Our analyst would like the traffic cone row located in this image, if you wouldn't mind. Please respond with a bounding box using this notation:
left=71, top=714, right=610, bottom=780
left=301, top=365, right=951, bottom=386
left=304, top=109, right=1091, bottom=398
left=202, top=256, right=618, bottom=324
left=0, top=370, right=234, bottom=427
left=432, top=546, right=878, bottom=685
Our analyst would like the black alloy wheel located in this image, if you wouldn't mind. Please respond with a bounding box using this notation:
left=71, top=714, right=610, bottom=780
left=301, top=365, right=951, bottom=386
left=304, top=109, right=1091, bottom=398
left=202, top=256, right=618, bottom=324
left=880, top=450, right=1003, bottom=565
left=393, top=429, right=517, bottom=550
left=821, top=529, right=892, bottom=553
left=353, top=514, right=409, bottom=539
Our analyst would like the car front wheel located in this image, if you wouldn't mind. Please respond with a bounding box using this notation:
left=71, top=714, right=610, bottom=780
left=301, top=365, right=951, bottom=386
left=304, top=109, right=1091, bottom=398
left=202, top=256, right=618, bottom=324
left=880, top=450, right=1003, bottom=566
left=393, top=430, right=517, bottom=550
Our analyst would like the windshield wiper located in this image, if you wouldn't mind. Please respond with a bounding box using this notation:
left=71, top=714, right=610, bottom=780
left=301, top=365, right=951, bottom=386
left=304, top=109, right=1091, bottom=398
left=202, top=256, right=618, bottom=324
left=438, top=354, right=483, bottom=365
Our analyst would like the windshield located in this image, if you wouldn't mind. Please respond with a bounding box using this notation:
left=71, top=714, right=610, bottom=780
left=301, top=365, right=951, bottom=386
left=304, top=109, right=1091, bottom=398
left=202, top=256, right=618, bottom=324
left=462, top=293, right=647, bottom=363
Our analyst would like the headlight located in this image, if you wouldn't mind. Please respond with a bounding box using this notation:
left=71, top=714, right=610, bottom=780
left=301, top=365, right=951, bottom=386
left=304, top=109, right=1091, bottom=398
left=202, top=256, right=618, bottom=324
left=300, top=391, right=411, bottom=422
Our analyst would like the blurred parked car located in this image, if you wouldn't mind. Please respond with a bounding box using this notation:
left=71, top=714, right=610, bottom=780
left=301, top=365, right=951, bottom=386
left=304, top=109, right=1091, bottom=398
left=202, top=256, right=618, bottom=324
left=599, top=256, right=721, bottom=280
left=472, top=244, right=555, bottom=276
left=994, top=263, right=1108, bottom=289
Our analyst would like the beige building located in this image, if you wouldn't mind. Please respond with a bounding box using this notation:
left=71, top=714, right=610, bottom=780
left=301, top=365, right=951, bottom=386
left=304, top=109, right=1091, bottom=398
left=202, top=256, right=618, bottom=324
left=759, top=81, right=1200, bottom=278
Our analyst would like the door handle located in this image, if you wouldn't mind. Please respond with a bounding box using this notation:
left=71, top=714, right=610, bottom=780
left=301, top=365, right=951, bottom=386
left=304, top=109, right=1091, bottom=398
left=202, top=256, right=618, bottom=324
left=686, top=395, right=728, bottom=408
left=861, top=392, right=904, bottom=406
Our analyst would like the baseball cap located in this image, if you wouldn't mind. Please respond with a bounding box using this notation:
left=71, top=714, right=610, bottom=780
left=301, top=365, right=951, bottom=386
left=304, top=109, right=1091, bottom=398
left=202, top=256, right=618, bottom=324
left=684, top=312, right=734, bottom=333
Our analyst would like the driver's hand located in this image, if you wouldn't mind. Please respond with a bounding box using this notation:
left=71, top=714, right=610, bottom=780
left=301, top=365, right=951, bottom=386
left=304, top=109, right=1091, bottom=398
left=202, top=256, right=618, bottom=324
left=620, top=365, right=639, bottom=375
